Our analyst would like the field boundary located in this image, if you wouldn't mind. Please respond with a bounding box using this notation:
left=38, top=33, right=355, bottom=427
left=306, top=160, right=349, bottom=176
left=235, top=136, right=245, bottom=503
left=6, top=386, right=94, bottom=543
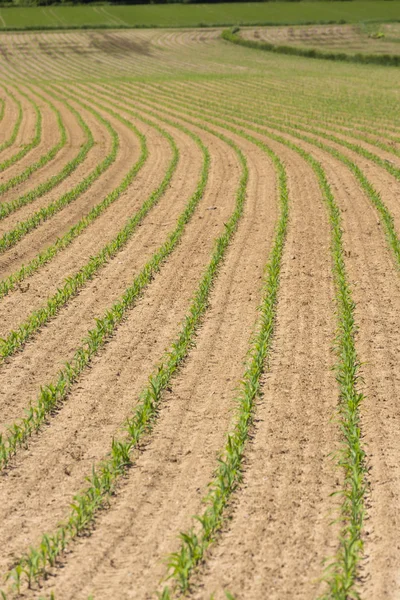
left=222, top=28, right=400, bottom=66
left=0, top=18, right=399, bottom=33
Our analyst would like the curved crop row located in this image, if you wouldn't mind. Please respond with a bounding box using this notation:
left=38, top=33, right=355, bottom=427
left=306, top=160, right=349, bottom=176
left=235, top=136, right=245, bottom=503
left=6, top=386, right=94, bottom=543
left=111, top=81, right=368, bottom=599
left=0, top=86, right=23, bottom=155
left=132, top=80, right=400, bottom=183
left=163, top=79, right=400, bottom=160
left=0, top=114, right=215, bottom=597
left=0, top=86, right=41, bottom=174
left=203, top=77, right=400, bottom=145
left=0, top=90, right=94, bottom=221
left=128, top=82, right=400, bottom=272
left=0, top=117, right=255, bottom=598
left=162, top=132, right=288, bottom=599
left=0, top=92, right=119, bottom=254
left=0, top=112, right=208, bottom=472
left=0, top=102, right=179, bottom=360
left=0, top=88, right=67, bottom=197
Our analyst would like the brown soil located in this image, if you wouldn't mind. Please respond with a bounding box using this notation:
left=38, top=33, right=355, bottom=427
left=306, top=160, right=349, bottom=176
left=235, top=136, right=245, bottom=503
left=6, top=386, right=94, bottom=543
left=0, top=107, right=243, bottom=579
left=191, top=131, right=340, bottom=600
left=21, top=110, right=280, bottom=600
left=0, top=86, right=37, bottom=166
left=0, top=86, right=61, bottom=188
left=0, top=28, right=399, bottom=600
left=260, top=124, right=400, bottom=600
left=0, top=86, right=86, bottom=206
left=0, top=89, right=20, bottom=147
left=0, top=95, right=128, bottom=278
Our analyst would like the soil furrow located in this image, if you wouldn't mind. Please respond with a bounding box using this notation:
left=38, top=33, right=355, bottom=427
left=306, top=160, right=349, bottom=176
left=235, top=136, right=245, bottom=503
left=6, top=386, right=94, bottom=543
left=286, top=136, right=400, bottom=600
left=0, top=120, right=241, bottom=583
left=189, top=133, right=339, bottom=600
left=0, top=110, right=164, bottom=336
left=0, top=88, right=60, bottom=193
left=0, top=114, right=202, bottom=431
left=0, top=86, right=35, bottom=166
left=20, top=120, right=277, bottom=600
left=0, top=87, right=84, bottom=207
left=0, top=99, right=116, bottom=277
left=0, top=88, right=20, bottom=148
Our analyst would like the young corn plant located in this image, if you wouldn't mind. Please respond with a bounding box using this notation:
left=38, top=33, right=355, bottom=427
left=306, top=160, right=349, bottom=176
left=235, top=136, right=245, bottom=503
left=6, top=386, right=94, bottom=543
left=0, top=122, right=208, bottom=470
left=0, top=88, right=67, bottom=198
left=0, top=113, right=179, bottom=359
left=0, top=85, right=23, bottom=155
left=0, top=89, right=183, bottom=302
left=129, top=85, right=368, bottom=599
left=0, top=90, right=93, bottom=220
left=152, top=81, right=400, bottom=271
left=0, top=85, right=42, bottom=173
left=144, top=78, right=400, bottom=173
left=1, top=126, right=248, bottom=596
left=0, top=98, right=119, bottom=254
left=161, top=143, right=288, bottom=598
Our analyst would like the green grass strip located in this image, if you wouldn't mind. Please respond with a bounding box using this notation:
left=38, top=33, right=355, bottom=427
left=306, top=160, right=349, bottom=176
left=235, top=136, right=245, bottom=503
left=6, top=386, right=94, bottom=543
left=0, top=91, right=93, bottom=220
left=132, top=82, right=400, bottom=272
left=0, top=86, right=22, bottom=154
left=0, top=93, right=118, bottom=255
left=0, top=120, right=207, bottom=472
left=222, top=28, right=400, bottom=67
left=0, top=120, right=249, bottom=599
left=161, top=138, right=288, bottom=599
left=1, top=17, right=399, bottom=34
left=0, top=86, right=41, bottom=174
left=112, top=86, right=367, bottom=599
left=0, top=88, right=66, bottom=199
left=0, top=112, right=179, bottom=360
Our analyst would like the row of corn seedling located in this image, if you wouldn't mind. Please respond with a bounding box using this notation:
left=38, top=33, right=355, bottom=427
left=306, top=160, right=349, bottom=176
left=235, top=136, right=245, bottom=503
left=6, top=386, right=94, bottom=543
left=0, top=89, right=94, bottom=220
left=0, top=120, right=249, bottom=598
left=179, top=76, right=400, bottom=158
left=144, top=79, right=400, bottom=163
left=0, top=86, right=22, bottom=154
left=137, top=81, right=400, bottom=272
left=123, top=85, right=368, bottom=599
left=0, top=114, right=242, bottom=598
left=161, top=134, right=288, bottom=599
left=0, top=104, right=183, bottom=359
left=0, top=90, right=171, bottom=300
left=0, top=111, right=208, bottom=470
left=0, top=85, right=41, bottom=173
left=0, top=96, right=5, bottom=124
left=0, top=88, right=67, bottom=197
left=0, top=92, right=119, bottom=254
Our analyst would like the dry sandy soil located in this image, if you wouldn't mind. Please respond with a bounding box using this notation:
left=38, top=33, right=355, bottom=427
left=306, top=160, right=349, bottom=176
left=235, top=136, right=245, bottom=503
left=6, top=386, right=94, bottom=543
left=0, top=26, right=399, bottom=600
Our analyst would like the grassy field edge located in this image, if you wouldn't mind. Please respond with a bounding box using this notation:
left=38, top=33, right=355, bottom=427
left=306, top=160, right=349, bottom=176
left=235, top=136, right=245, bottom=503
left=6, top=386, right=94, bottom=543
left=222, top=28, right=400, bottom=66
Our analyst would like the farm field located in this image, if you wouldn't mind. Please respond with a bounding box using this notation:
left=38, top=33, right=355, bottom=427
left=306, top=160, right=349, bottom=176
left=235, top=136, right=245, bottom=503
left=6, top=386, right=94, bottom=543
left=0, top=25, right=399, bottom=600
left=242, top=21, right=400, bottom=55
left=0, top=1, right=399, bottom=30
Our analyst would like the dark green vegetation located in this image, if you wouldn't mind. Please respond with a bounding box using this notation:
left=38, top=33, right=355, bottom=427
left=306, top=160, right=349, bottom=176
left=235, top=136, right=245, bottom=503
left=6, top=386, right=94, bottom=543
left=0, top=1, right=398, bottom=30
left=223, top=26, right=400, bottom=65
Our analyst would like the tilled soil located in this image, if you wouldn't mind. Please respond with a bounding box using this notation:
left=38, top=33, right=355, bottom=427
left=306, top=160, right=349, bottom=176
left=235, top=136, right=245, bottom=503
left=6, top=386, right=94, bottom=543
left=0, top=26, right=398, bottom=600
